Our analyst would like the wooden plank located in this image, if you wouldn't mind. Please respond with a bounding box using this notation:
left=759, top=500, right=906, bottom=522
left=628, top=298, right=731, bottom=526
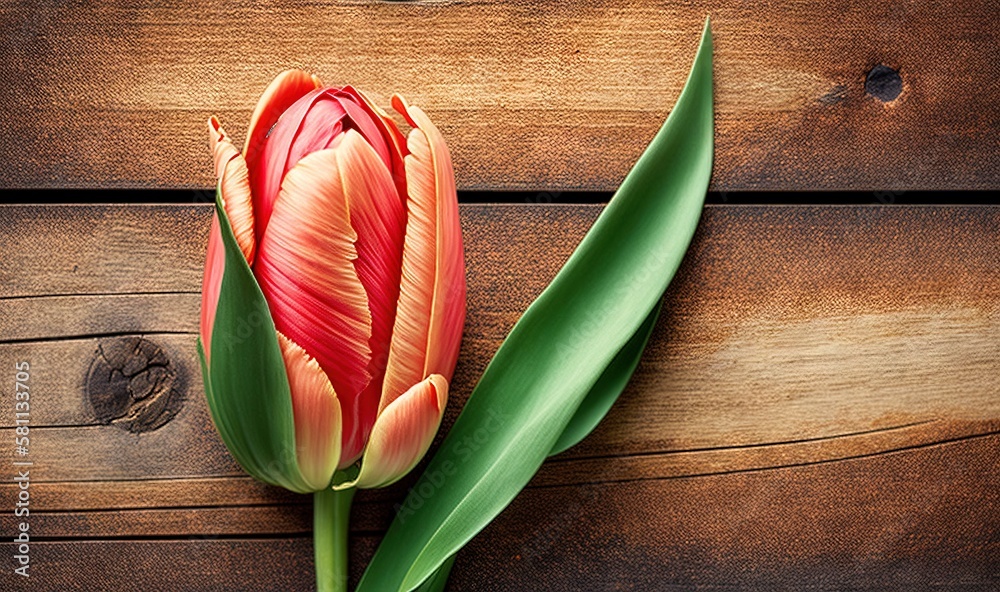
left=451, top=434, right=1000, bottom=591
left=0, top=295, right=198, bottom=343
left=1, top=204, right=998, bottom=590
left=3, top=435, right=999, bottom=590
left=0, top=205, right=208, bottom=298
left=3, top=539, right=351, bottom=592
left=0, top=1, right=997, bottom=191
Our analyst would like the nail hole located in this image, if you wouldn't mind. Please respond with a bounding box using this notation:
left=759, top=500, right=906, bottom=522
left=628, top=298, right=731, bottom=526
left=865, top=65, right=902, bottom=102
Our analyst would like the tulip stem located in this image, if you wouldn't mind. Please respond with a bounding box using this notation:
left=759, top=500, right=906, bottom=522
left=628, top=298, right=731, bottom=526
left=314, top=486, right=355, bottom=592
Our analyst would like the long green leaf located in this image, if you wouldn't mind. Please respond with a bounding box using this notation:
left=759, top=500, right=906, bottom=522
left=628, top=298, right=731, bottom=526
left=415, top=303, right=661, bottom=585
left=549, top=301, right=662, bottom=456
left=411, top=555, right=455, bottom=592
left=202, top=192, right=310, bottom=493
left=357, top=20, right=713, bottom=591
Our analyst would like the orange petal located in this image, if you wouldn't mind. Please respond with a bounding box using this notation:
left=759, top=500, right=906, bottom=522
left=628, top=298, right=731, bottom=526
left=277, top=332, right=342, bottom=490
left=335, top=130, right=407, bottom=466
left=254, top=147, right=374, bottom=457
left=248, top=88, right=394, bottom=243
left=243, top=69, right=322, bottom=164
left=339, top=87, right=409, bottom=200
left=336, top=374, right=448, bottom=490
left=199, top=214, right=225, bottom=360
left=379, top=96, right=466, bottom=412
left=208, top=116, right=256, bottom=264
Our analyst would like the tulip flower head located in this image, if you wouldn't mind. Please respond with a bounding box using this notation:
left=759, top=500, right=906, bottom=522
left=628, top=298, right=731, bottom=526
left=200, top=70, right=465, bottom=493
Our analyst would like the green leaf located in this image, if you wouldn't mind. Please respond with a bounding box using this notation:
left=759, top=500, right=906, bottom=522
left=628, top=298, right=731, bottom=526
left=357, top=19, right=713, bottom=592
left=405, top=304, right=661, bottom=588
left=411, top=555, right=455, bottom=592
left=202, top=190, right=311, bottom=493
left=549, top=301, right=661, bottom=456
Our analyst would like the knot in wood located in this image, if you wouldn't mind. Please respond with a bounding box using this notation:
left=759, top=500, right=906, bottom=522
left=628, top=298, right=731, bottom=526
left=865, top=65, right=902, bottom=102
left=87, top=337, right=184, bottom=433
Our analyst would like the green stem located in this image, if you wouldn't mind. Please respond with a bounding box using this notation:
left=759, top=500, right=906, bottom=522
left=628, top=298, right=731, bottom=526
left=314, top=487, right=355, bottom=592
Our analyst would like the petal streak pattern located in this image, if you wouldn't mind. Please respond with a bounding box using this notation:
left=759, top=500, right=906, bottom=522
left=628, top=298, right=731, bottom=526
left=345, top=374, right=448, bottom=490
left=337, top=130, right=407, bottom=464
left=255, top=148, right=374, bottom=459
left=277, top=332, right=343, bottom=490
left=244, top=69, right=321, bottom=165
left=379, top=96, right=466, bottom=412
left=209, top=116, right=256, bottom=264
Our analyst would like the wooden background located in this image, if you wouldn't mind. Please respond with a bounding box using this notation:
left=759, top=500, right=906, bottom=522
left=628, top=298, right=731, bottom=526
left=1, top=204, right=998, bottom=591
left=0, top=0, right=997, bottom=192
left=1, top=0, right=999, bottom=590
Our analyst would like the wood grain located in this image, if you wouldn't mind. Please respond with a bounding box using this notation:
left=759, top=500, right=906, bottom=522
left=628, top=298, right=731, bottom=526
left=1, top=204, right=998, bottom=591
left=1, top=1, right=997, bottom=191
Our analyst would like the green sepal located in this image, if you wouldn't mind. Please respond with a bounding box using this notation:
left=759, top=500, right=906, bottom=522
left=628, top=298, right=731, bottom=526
left=357, top=19, right=713, bottom=592
left=201, top=188, right=312, bottom=493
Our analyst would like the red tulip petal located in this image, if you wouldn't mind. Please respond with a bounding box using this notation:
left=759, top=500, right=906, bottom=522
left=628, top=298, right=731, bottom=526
left=284, top=97, right=349, bottom=178
left=340, top=86, right=409, bottom=204
left=208, top=116, right=256, bottom=264
left=199, top=214, right=225, bottom=360
left=277, top=332, right=342, bottom=491
left=335, top=130, right=407, bottom=465
left=378, top=96, right=466, bottom=412
left=248, top=86, right=406, bottom=245
left=337, top=374, right=448, bottom=490
left=244, top=69, right=321, bottom=165
left=254, top=147, right=374, bottom=455
left=248, top=88, right=335, bottom=240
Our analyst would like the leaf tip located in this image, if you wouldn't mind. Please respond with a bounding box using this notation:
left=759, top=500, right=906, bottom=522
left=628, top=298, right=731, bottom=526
left=700, top=15, right=713, bottom=54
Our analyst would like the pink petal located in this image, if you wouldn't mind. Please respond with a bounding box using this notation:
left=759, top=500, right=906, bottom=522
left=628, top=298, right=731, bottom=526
left=248, top=87, right=333, bottom=240
left=199, top=214, right=225, bottom=360
left=243, top=69, right=321, bottom=165
left=208, top=116, right=256, bottom=264
left=277, top=332, right=342, bottom=491
left=248, top=87, right=407, bottom=244
left=336, top=374, right=448, bottom=490
left=340, top=86, right=410, bottom=206
left=334, top=130, right=407, bottom=466
left=336, top=93, right=391, bottom=168
left=284, top=97, right=349, bottom=171
left=253, top=147, right=374, bottom=461
left=378, top=95, right=466, bottom=412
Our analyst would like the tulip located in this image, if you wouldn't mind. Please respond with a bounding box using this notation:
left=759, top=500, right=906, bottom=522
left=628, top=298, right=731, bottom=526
left=198, top=70, right=465, bottom=591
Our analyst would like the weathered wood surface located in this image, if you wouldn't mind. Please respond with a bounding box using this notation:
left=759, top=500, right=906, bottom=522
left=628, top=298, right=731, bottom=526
left=1, top=204, right=999, bottom=591
left=1, top=1, right=997, bottom=192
